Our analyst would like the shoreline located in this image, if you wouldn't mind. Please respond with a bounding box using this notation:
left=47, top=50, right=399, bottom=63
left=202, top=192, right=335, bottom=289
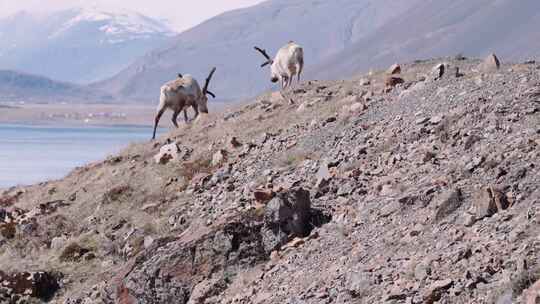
left=0, top=102, right=234, bottom=127
left=0, top=103, right=157, bottom=127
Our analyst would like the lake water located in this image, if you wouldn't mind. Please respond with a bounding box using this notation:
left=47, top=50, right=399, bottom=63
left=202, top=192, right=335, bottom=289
left=0, top=124, right=157, bottom=189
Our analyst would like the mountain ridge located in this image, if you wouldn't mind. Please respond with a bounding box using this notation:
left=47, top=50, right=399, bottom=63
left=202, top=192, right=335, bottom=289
left=0, top=70, right=112, bottom=103
left=0, top=8, right=176, bottom=84
left=96, top=0, right=540, bottom=102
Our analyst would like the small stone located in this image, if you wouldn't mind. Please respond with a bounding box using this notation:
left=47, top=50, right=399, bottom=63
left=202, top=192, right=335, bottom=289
left=348, top=102, right=367, bottom=113
left=297, top=102, right=309, bottom=113
left=385, top=76, right=405, bottom=87
left=326, top=116, right=337, bottom=123
left=479, top=53, right=501, bottom=71
left=68, top=193, right=77, bottom=201
left=414, top=263, right=429, bottom=281
left=455, top=67, right=464, bottom=77
left=83, top=252, right=96, bottom=261
left=429, top=116, right=443, bottom=125
left=337, top=183, right=354, bottom=197
left=424, top=279, right=453, bottom=303
left=144, top=236, right=155, bottom=249
left=434, top=188, right=463, bottom=222
left=465, top=156, right=484, bottom=172
left=154, top=143, right=181, bottom=164
left=211, top=150, right=227, bottom=166
left=315, top=291, right=329, bottom=299
left=387, top=63, right=401, bottom=75
left=431, top=63, right=445, bottom=80
left=316, top=162, right=332, bottom=188
left=229, top=137, right=242, bottom=148
left=101, top=260, right=114, bottom=268
left=254, top=190, right=275, bottom=204
left=462, top=213, right=477, bottom=227
left=525, top=279, right=540, bottom=304
left=380, top=201, right=401, bottom=217
left=50, top=235, right=68, bottom=251
left=473, top=186, right=510, bottom=218
left=287, top=237, right=305, bottom=248
left=359, top=78, right=371, bottom=86
left=416, top=117, right=429, bottom=125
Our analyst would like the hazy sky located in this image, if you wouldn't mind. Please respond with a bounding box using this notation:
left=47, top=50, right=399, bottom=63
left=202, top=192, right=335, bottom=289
left=0, top=0, right=266, bottom=31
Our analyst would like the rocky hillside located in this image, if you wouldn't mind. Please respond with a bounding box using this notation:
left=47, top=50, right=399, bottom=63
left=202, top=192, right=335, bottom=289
left=0, top=56, right=539, bottom=303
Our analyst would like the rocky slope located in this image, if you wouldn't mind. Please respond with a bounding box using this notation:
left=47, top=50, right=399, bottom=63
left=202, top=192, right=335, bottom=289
left=0, top=56, right=539, bottom=303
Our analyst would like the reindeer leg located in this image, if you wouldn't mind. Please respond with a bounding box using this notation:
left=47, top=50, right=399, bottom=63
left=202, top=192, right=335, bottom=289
left=297, top=60, right=303, bottom=85
left=282, top=76, right=290, bottom=90
left=183, top=108, right=189, bottom=123
left=191, top=105, right=199, bottom=122
left=152, top=107, right=166, bottom=140
left=172, top=110, right=180, bottom=128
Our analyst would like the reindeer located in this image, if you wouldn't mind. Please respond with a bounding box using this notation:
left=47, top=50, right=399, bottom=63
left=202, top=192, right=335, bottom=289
left=254, top=41, right=304, bottom=89
left=152, top=67, right=216, bottom=140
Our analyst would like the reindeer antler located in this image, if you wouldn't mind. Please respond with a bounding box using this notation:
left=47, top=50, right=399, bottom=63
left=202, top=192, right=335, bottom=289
left=254, top=46, right=273, bottom=67
left=203, top=67, right=217, bottom=98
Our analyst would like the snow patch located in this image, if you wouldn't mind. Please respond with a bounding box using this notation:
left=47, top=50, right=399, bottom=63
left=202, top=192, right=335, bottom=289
left=49, top=7, right=176, bottom=42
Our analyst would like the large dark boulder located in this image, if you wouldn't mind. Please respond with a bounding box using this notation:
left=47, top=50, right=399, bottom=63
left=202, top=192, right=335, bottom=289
left=261, top=188, right=314, bottom=253
left=0, top=271, right=61, bottom=302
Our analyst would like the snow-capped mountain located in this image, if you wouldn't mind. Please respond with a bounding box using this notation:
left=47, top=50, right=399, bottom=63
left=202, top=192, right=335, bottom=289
left=0, top=8, right=177, bottom=83
left=50, top=7, right=175, bottom=43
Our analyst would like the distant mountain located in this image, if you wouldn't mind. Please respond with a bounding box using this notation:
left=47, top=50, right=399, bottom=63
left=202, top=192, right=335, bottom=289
left=94, top=0, right=420, bottom=102
left=97, top=0, right=540, bottom=102
left=0, top=8, right=176, bottom=84
left=312, top=0, right=540, bottom=78
left=0, top=70, right=112, bottom=103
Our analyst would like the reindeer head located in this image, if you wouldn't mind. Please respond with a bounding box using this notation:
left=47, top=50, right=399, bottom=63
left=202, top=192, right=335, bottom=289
left=198, top=67, right=217, bottom=114
left=254, top=46, right=278, bottom=83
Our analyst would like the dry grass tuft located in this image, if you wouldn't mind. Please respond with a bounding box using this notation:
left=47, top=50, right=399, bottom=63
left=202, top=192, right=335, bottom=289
left=59, top=243, right=90, bottom=263
left=0, top=222, right=16, bottom=239
left=180, top=157, right=215, bottom=182
left=102, top=185, right=132, bottom=204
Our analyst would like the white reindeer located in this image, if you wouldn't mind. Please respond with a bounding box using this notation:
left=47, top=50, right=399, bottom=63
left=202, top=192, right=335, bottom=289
left=255, top=41, right=304, bottom=89
left=152, top=67, right=216, bottom=140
